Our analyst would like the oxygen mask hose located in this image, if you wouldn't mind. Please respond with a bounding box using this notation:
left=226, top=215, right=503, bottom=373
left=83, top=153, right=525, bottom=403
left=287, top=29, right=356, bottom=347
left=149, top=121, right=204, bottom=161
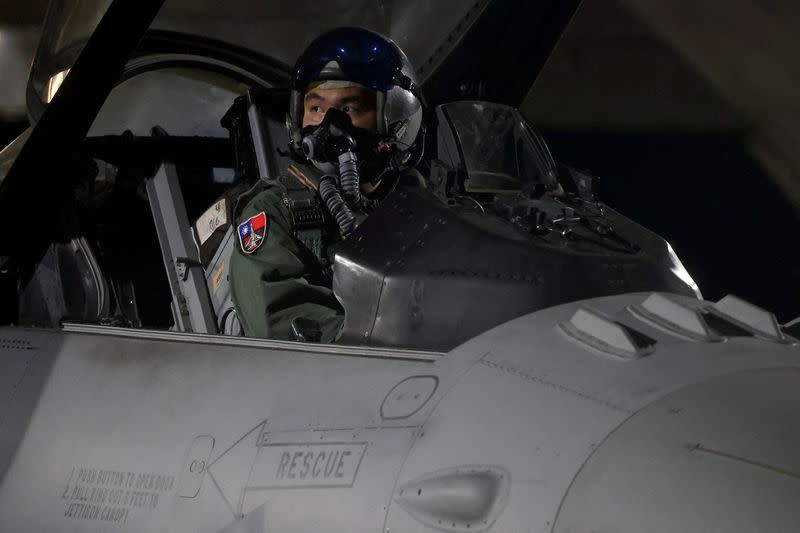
left=338, top=151, right=361, bottom=207
left=300, top=108, right=365, bottom=235
left=318, top=175, right=356, bottom=237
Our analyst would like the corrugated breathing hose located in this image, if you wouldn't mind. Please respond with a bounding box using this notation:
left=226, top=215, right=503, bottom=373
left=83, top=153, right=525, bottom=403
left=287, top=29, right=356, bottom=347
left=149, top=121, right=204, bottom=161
left=318, top=176, right=355, bottom=237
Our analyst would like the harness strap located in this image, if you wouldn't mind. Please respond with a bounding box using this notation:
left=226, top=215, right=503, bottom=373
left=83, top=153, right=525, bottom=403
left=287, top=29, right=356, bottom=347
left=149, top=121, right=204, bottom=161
left=282, top=171, right=332, bottom=266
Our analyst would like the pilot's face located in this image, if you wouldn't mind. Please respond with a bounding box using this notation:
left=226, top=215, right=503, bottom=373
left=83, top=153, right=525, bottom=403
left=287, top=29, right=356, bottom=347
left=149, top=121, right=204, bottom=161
left=302, top=85, right=377, bottom=132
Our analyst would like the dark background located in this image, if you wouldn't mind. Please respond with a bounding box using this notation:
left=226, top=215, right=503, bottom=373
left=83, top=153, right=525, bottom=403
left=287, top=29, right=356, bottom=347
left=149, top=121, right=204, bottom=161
left=544, top=132, right=799, bottom=321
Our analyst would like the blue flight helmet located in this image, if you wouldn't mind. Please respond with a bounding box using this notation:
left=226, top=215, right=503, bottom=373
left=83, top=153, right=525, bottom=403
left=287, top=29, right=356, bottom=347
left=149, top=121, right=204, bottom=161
left=288, top=27, right=425, bottom=170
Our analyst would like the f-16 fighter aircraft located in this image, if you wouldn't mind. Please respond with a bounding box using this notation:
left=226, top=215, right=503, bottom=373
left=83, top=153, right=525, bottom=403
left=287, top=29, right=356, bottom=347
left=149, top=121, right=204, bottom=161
left=0, top=1, right=798, bottom=532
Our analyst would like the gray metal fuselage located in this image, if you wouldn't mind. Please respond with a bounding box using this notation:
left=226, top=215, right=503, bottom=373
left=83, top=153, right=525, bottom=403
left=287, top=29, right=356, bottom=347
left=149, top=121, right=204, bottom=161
left=0, top=292, right=798, bottom=532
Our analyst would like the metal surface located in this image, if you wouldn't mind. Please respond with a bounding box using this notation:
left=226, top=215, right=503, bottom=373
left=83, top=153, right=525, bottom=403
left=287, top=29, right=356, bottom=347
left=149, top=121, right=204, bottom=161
left=387, top=293, right=800, bottom=533
left=0, top=324, right=438, bottom=531
left=395, top=466, right=510, bottom=532
left=59, top=323, right=442, bottom=361
left=334, top=186, right=695, bottom=350
left=0, top=329, right=61, bottom=483
left=1, top=294, right=798, bottom=532
left=146, top=162, right=218, bottom=334
left=553, top=368, right=800, bottom=533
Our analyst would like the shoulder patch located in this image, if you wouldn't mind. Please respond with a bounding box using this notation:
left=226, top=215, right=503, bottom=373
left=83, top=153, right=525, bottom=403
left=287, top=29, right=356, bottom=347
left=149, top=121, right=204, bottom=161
left=237, top=211, right=268, bottom=254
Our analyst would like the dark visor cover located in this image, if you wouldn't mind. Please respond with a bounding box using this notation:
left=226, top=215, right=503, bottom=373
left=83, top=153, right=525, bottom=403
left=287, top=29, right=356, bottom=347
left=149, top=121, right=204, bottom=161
left=292, top=27, right=403, bottom=91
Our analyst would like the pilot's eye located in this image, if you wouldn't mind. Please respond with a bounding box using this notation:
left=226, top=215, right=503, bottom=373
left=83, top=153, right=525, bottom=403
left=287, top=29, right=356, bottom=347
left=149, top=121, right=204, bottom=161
left=343, top=106, right=352, bottom=113
left=310, top=105, right=322, bottom=113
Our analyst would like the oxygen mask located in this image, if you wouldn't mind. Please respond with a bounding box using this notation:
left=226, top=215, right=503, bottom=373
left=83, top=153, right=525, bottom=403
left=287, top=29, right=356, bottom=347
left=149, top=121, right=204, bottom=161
left=301, top=108, right=360, bottom=163
left=300, top=108, right=386, bottom=238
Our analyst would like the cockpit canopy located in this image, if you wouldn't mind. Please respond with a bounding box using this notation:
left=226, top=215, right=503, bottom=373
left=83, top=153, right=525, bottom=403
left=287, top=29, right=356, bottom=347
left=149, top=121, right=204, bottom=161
left=2, top=0, right=702, bottom=350
left=27, top=0, right=490, bottom=122
left=436, top=101, right=558, bottom=194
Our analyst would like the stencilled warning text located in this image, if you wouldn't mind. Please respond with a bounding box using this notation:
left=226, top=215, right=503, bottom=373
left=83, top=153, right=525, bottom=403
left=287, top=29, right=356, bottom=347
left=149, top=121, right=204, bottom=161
left=247, top=442, right=367, bottom=489
left=61, top=467, right=175, bottom=524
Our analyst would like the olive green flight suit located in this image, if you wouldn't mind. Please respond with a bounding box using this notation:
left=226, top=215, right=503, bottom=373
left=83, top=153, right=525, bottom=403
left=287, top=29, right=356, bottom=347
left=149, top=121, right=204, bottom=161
left=230, top=175, right=344, bottom=342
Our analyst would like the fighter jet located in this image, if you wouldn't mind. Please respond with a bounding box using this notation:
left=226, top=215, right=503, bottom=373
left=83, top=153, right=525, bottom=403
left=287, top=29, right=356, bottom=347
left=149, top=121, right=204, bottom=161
left=0, top=1, right=798, bottom=532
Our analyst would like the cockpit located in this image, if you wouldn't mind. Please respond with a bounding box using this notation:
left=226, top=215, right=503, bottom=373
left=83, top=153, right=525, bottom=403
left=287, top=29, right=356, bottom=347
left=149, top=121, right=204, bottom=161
left=0, top=1, right=700, bottom=351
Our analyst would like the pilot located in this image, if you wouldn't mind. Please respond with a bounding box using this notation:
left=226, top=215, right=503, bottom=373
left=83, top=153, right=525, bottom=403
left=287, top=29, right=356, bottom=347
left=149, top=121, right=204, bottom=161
left=229, top=27, right=425, bottom=342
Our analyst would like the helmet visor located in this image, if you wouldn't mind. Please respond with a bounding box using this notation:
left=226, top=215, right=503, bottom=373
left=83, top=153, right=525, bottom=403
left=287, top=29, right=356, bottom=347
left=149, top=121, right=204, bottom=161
left=293, top=27, right=403, bottom=92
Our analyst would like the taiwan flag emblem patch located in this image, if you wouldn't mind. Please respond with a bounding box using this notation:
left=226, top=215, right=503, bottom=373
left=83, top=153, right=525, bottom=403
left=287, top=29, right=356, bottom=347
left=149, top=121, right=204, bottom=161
left=237, top=211, right=268, bottom=254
